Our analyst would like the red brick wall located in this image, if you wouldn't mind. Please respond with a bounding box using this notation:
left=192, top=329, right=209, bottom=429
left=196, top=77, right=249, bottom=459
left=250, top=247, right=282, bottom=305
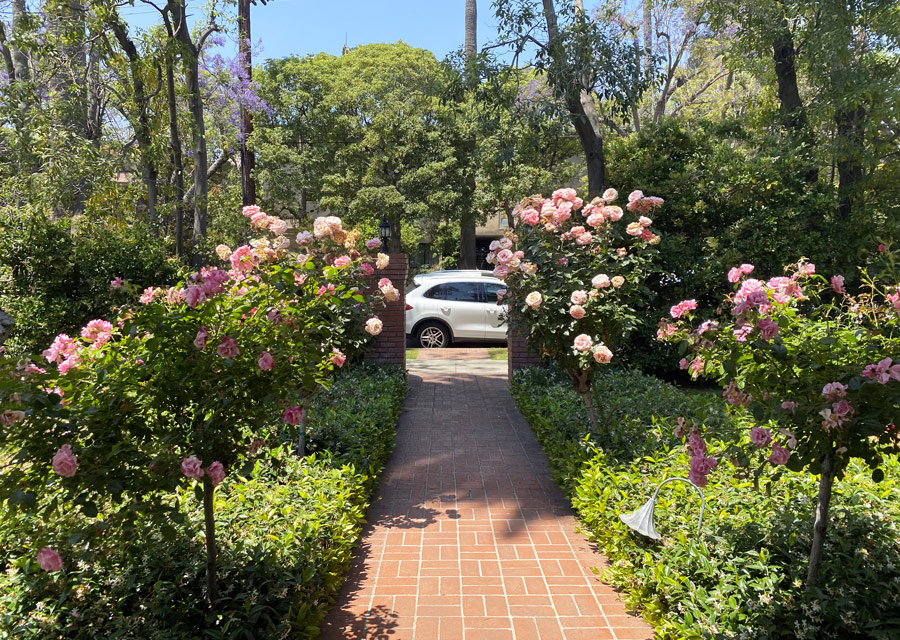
left=364, top=254, right=408, bottom=367
left=507, top=323, right=544, bottom=378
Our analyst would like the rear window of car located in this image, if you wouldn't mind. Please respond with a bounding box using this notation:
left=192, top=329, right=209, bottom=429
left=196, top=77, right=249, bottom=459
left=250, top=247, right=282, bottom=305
left=424, top=282, right=482, bottom=303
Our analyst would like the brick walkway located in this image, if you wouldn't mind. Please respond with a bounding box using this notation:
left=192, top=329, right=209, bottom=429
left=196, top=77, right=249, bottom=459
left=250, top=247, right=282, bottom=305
left=319, top=361, right=653, bottom=640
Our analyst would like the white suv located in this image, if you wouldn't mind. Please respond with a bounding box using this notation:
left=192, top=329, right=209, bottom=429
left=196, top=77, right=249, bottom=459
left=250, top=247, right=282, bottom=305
left=405, top=275, right=508, bottom=348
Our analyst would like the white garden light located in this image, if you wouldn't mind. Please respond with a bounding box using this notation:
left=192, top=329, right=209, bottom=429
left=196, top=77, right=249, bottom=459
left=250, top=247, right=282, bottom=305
left=619, top=477, right=706, bottom=540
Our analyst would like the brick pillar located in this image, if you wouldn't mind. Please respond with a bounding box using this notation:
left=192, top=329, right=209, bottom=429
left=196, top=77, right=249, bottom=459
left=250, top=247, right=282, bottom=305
left=507, top=323, right=544, bottom=379
left=364, top=253, right=408, bottom=367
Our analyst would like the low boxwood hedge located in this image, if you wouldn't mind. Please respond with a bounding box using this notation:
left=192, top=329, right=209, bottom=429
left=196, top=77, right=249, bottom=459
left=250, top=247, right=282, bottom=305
left=0, top=363, right=407, bottom=640
left=511, top=366, right=900, bottom=639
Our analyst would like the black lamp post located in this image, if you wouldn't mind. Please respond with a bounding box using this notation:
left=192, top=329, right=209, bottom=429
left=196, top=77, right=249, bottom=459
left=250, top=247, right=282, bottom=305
left=378, top=217, right=391, bottom=249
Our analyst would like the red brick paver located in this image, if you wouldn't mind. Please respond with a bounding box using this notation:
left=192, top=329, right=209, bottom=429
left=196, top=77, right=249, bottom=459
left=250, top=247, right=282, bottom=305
left=415, top=348, right=492, bottom=360
left=320, top=363, right=652, bottom=640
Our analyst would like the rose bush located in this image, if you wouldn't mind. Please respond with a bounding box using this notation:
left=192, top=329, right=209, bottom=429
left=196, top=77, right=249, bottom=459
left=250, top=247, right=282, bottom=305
left=0, top=206, right=392, bottom=604
left=493, top=187, right=663, bottom=430
left=659, top=257, right=900, bottom=587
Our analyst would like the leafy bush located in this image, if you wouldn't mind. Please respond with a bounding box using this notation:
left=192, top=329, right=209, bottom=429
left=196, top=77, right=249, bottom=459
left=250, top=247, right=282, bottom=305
left=0, top=364, right=406, bottom=640
left=0, top=209, right=178, bottom=355
left=511, top=366, right=900, bottom=639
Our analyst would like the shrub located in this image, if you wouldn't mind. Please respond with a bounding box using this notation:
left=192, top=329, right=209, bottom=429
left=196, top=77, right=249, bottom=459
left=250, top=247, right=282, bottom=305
left=0, top=364, right=406, bottom=640
left=494, top=187, right=663, bottom=430
left=511, top=366, right=900, bottom=639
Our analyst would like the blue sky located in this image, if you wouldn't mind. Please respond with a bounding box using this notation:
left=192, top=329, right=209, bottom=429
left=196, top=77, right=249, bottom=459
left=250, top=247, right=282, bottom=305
left=121, top=0, right=504, bottom=63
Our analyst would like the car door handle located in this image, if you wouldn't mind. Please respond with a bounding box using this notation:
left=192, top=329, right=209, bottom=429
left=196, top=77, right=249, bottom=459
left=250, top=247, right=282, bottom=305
left=440, top=306, right=450, bottom=313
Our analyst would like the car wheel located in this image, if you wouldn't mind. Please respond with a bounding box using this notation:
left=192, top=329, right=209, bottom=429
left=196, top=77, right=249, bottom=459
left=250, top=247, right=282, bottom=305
left=416, top=321, right=450, bottom=348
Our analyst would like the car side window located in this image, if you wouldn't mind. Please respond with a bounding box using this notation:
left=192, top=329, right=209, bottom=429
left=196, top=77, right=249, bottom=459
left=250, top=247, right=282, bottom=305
left=425, top=282, right=482, bottom=303
left=483, top=283, right=505, bottom=301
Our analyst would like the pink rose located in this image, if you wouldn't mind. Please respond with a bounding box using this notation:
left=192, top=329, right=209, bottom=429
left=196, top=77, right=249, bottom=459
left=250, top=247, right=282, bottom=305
left=52, top=444, right=78, bottom=477
left=366, top=238, right=382, bottom=250
left=206, top=461, right=226, bottom=488
left=37, top=547, right=63, bottom=572
left=365, top=317, right=384, bottom=336
left=727, top=267, right=742, bottom=283
left=688, top=471, right=709, bottom=488
left=296, top=231, right=314, bottom=246
left=878, top=243, right=887, bottom=252
left=832, top=399, right=855, bottom=417
left=688, top=432, right=707, bottom=456
left=757, top=318, right=778, bottom=341
left=258, top=351, right=274, bottom=371
left=242, top=204, right=261, bottom=218
left=689, top=357, right=704, bottom=375
left=570, top=290, right=588, bottom=305
left=740, top=264, right=754, bottom=275
left=690, top=454, right=718, bottom=476
left=81, top=319, right=114, bottom=346
left=749, top=427, right=772, bottom=448
left=216, top=336, right=240, bottom=359
left=573, top=334, right=593, bottom=352
left=831, top=275, right=846, bottom=294
left=679, top=357, right=689, bottom=370
left=268, top=218, right=288, bottom=235
left=592, top=343, right=612, bottom=364
left=628, top=190, right=643, bottom=202
left=230, top=246, right=258, bottom=272
left=378, top=277, right=392, bottom=288
left=781, top=401, right=796, bottom=412
left=360, top=262, right=374, bottom=276
left=492, top=265, right=509, bottom=279
left=334, top=255, right=352, bottom=268
left=520, top=208, right=540, bottom=225
left=0, top=410, right=25, bottom=426
left=282, top=405, right=303, bottom=425
left=569, top=304, right=586, bottom=319
left=185, top=286, right=206, bottom=308
left=558, top=257, right=568, bottom=266
left=181, top=455, right=205, bottom=479
left=330, top=348, right=346, bottom=367
left=110, top=276, right=123, bottom=289
left=194, top=326, right=209, bottom=350
left=769, top=443, right=790, bottom=465
left=821, top=382, right=848, bottom=400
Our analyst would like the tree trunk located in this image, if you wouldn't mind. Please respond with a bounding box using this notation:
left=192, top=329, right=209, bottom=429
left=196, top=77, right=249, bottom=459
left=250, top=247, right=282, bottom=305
left=202, top=476, right=218, bottom=606
left=459, top=0, right=478, bottom=269
left=109, top=15, right=159, bottom=227
left=541, top=0, right=606, bottom=198
left=771, top=13, right=817, bottom=185
left=10, top=0, right=30, bottom=83
left=834, top=105, right=866, bottom=221
left=166, top=56, right=186, bottom=257
left=238, top=0, right=257, bottom=206
left=168, top=0, right=209, bottom=252
left=806, top=450, right=834, bottom=590
left=575, top=371, right=598, bottom=433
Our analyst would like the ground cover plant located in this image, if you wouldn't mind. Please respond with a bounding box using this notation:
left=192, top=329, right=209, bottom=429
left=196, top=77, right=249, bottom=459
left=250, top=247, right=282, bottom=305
left=0, top=363, right=406, bottom=639
left=511, top=366, right=900, bottom=639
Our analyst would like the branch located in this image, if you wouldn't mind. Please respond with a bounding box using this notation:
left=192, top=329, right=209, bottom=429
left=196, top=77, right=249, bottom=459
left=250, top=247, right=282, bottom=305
left=669, top=70, right=730, bottom=117
left=184, top=151, right=233, bottom=205
left=0, top=21, right=15, bottom=80
left=197, top=23, right=220, bottom=52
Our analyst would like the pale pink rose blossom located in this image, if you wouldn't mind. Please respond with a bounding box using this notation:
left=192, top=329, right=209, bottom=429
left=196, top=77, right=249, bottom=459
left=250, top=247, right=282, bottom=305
left=215, top=244, right=232, bottom=260
left=558, top=257, right=568, bottom=266
left=727, top=267, right=742, bottom=283
left=639, top=216, right=653, bottom=227
left=626, top=222, right=642, bottom=236
left=779, top=428, right=798, bottom=449
left=569, top=304, right=586, bottom=319
left=242, top=205, right=261, bottom=218
left=586, top=212, right=606, bottom=228
left=592, top=274, right=610, bottom=289
left=821, top=382, right=848, bottom=400
left=330, top=348, right=346, bottom=367
left=181, top=455, right=205, bottom=479
left=365, top=317, right=384, bottom=336
left=604, top=206, right=624, bottom=222
left=781, top=401, right=796, bottom=412
left=282, top=406, right=303, bottom=425
left=110, top=276, right=123, bottom=289
left=139, top=287, right=159, bottom=304
left=376, top=253, right=390, bottom=270
left=216, top=336, right=240, bottom=359
left=230, top=246, right=258, bottom=272
left=749, top=427, right=773, bottom=448
left=757, top=318, right=778, bottom=341
left=679, top=357, right=689, bottom=370
left=0, top=410, right=25, bottom=425
left=334, top=255, right=352, bottom=268
left=194, top=326, right=209, bottom=350
left=832, top=399, right=855, bottom=417
left=268, top=218, right=288, bottom=235
left=496, top=249, right=514, bottom=264
left=769, top=443, right=790, bottom=465
left=185, top=286, right=206, bottom=308
left=520, top=209, right=540, bottom=225
left=575, top=232, right=592, bottom=245
left=830, top=275, right=846, bottom=294
left=628, top=190, right=643, bottom=202
left=52, top=444, right=78, bottom=477
left=498, top=237, right=513, bottom=250
left=602, top=188, right=618, bottom=202
left=37, top=547, right=63, bottom=572
left=81, top=320, right=114, bottom=346
left=258, top=351, right=275, bottom=371
left=573, top=334, right=593, bottom=352
left=592, top=343, right=612, bottom=363
left=296, top=231, right=314, bottom=246
left=689, top=357, right=704, bottom=375
left=366, top=237, right=382, bottom=250
left=610, top=275, right=625, bottom=288
left=526, top=291, right=542, bottom=308
left=570, top=290, right=588, bottom=305
left=206, top=461, right=226, bottom=487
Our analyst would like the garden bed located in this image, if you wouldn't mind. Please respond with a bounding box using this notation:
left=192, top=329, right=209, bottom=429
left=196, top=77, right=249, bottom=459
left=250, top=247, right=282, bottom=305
left=0, top=363, right=407, bottom=640
left=511, top=366, right=900, bottom=639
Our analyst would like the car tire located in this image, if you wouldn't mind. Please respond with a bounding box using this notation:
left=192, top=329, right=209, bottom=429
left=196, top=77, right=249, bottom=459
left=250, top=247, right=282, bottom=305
left=416, top=321, right=450, bottom=349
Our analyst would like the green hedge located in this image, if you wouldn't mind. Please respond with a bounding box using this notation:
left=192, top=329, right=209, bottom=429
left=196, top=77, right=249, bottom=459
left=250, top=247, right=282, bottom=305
left=511, top=367, right=900, bottom=639
left=0, top=363, right=407, bottom=640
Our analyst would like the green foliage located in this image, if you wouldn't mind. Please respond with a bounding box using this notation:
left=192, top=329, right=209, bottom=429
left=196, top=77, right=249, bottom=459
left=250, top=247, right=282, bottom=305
left=511, top=366, right=900, bottom=639
left=0, top=364, right=407, bottom=640
left=0, top=209, right=179, bottom=356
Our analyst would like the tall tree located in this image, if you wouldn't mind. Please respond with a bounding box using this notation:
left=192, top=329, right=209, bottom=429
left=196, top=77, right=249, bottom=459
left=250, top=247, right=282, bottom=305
left=459, top=0, right=478, bottom=268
